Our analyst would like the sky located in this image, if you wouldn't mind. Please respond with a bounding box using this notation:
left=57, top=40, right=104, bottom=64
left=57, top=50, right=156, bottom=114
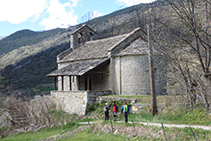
left=0, top=0, right=157, bottom=37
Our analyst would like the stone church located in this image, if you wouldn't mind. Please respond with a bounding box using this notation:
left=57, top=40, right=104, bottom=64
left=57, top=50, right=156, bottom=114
left=48, top=24, right=167, bottom=115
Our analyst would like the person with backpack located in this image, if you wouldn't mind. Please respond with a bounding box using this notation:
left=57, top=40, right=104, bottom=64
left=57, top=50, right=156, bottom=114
left=112, top=102, right=118, bottom=121
left=121, top=102, right=130, bottom=123
left=104, top=103, right=110, bottom=120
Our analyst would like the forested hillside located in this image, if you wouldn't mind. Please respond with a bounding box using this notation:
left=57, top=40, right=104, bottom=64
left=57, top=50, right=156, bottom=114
left=0, top=28, right=64, bottom=56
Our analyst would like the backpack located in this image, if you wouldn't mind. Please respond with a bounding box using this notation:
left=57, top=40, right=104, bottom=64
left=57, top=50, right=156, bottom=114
left=104, top=106, right=107, bottom=112
left=115, top=105, right=119, bottom=112
left=123, top=105, right=128, bottom=112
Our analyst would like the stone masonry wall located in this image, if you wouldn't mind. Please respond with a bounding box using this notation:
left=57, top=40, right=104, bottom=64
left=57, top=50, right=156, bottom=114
left=112, top=55, right=167, bottom=95
left=51, top=90, right=113, bottom=115
left=87, top=90, right=112, bottom=104
left=51, top=91, right=88, bottom=115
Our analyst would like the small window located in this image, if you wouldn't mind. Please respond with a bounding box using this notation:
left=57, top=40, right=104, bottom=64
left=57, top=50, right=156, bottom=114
left=78, top=37, right=81, bottom=44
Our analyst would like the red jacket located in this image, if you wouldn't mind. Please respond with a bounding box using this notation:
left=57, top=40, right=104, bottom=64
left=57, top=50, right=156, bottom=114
left=113, top=105, right=118, bottom=112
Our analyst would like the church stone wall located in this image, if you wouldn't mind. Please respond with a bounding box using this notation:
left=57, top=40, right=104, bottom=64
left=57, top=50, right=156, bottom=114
left=112, top=55, right=166, bottom=95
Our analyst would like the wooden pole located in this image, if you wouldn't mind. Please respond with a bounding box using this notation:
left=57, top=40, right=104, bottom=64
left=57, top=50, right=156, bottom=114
left=61, top=76, right=64, bottom=91
left=69, top=76, right=72, bottom=91
left=87, top=74, right=90, bottom=91
left=77, top=76, right=80, bottom=90
left=54, top=77, right=57, bottom=91
left=147, top=25, right=158, bottom=116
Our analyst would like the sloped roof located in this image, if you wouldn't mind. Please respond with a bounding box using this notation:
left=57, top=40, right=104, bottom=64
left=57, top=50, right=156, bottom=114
left=71, top=24, right=97, bottom=35
left=116, top=38, right=159, bottom=56
left=61, top=34, right=128, bottom=62
left=48, top=58, right=109, bottom=76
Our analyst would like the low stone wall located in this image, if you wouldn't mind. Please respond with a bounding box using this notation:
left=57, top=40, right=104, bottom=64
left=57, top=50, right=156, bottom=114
left=51, top=91, right=88, bottom=115
left=51, top=90, right=112, bottom=115
left=87, top=90, right=112, bottom=104
left=96, top=96, right=136, bottom=103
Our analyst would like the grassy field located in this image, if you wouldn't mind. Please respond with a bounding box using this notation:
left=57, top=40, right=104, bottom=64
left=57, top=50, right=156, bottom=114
left=1, top=95, right=211, bottom=140
left=1, top=128, right=63, bottom=141
left=2, top=121, right=211, bottom=141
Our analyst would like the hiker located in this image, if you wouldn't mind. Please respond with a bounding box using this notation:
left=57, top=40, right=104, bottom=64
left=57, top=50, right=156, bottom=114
left=112, top=102, right=118, bottom=121
left=121, top=102, right=130, bottom=123
left=104, top=103, right=110, bottom=120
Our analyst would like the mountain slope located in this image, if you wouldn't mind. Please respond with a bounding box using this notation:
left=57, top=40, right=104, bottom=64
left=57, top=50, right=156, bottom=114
left=1, top=43, right=69, bottom=92
left=0, top=28, right=64, bottom=57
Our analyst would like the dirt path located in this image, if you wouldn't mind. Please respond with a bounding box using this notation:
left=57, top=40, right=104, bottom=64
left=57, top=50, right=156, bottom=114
left=79, top=121, right=211, bottom=130
left=132, top=122, right=211, bottom=130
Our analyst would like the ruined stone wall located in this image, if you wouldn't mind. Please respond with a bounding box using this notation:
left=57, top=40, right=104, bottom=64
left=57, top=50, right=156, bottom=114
left=51, top=91, right=88, bottom=115
left=112, top=55, right=167, bottom=95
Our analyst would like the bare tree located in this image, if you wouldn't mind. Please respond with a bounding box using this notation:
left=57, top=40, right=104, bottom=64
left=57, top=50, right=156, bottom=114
left=148, top=0, right=211, bottom=110
left=127, top=0, right=211, bottom=109
left=166, top=0, right=211, bottom=78
left=78, top=11, right=97, bottom=24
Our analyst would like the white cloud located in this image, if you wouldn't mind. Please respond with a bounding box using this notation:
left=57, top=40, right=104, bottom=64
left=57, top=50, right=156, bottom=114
left=40, top=0, right=78, bottom=29
left=117, top=0, right=157, bottom=6
left=0, top=0, right=47, bottom=24
left=0, top=0, right=79, bottom=29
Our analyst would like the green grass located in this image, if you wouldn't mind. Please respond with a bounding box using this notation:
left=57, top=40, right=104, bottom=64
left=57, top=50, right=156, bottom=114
left=1, top=122, right=78, bottom=141
left=56, top=130, right=148, bottom=141
left=164, top=127, right=211, bottom=140
left=104, top=95, right=185, bottom=104
left=58, top=130, right=140, bottom=141
left=1, top=128, right=64, bottom=141
left=114, top=106, right=211, bottom=126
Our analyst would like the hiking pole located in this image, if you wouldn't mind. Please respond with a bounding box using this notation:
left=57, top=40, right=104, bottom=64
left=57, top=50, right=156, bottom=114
left=189, top=126, right=197, bottom=141
left=132, top=119, right=135, bottom=130
left=88, top=121, right=92, bottom=132
left=161, top=123, right=168, bottom=141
